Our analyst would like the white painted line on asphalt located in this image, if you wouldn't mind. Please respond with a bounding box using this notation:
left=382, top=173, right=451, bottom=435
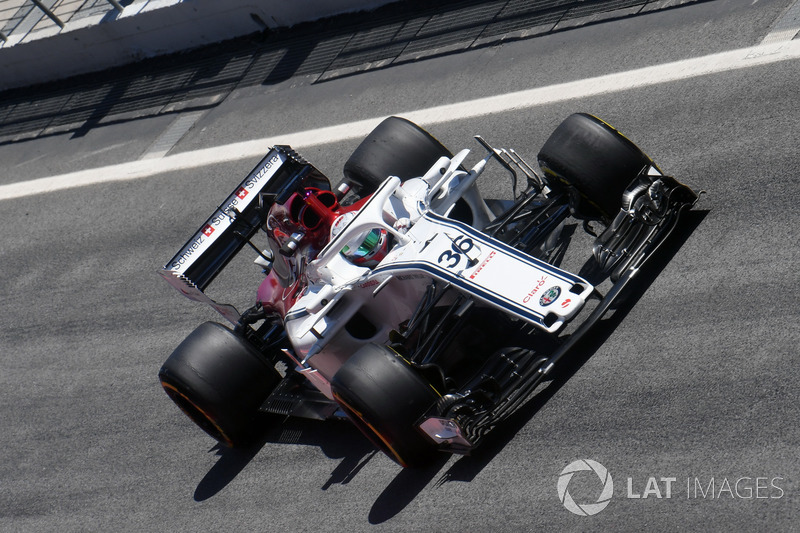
left=2, top=38, right=800, bottom=202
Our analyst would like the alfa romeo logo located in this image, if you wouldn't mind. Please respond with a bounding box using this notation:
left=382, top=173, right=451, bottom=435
left=539, top=286, right=561, bottom=306
left=557, top=459, right=614, bottom=516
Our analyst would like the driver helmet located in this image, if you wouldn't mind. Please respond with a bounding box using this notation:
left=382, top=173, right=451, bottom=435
left=341, top=228, right=390, bottom=267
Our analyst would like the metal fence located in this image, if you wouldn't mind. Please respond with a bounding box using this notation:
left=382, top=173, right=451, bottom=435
left=0, top=0, right=131, bottom=44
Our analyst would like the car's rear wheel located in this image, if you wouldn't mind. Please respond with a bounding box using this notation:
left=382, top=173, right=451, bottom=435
left=158, top=322, right=282, bottom=447
left=331, top=344, right=442, bottom=467
left=537, top=113, right=653, bottom=221
left=343, top=116, right=453, bottom=196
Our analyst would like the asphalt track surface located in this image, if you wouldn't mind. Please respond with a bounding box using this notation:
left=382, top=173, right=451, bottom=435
left=1, top=0, right=799, bottom=530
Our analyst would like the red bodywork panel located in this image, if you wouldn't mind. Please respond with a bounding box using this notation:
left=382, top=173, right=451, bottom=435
left=257, top=187, right=369, bottom=318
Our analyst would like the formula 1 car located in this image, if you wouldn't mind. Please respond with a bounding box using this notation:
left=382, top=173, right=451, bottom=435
left=158, top=114, right=698, bottom=467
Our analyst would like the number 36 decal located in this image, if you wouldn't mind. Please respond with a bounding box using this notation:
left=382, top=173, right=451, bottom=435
left=437, top=235, right=475, bottom=269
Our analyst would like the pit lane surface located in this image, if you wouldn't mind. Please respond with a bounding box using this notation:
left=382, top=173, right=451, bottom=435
left=1, top=0, right=799, bottom=530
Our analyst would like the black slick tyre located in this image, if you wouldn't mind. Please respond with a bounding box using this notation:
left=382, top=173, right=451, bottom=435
left=537, top=113, right=653, bottom=221
left=343, top=116, right=453, bottom=195
left=158, top=322, right=281, bottom=447
left=331, top=344, right=441, bottom=467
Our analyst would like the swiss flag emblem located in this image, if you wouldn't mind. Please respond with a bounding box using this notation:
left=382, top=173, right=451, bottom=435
left=236, top=187, right=249, bottom=199
left=202, top=225, right=215, bottom=237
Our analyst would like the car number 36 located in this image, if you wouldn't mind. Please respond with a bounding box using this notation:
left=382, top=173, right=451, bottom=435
left=437, top=235, right=475, bottom=269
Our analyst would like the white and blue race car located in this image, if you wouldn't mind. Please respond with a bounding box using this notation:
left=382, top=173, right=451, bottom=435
left=158, top=114, right=698, bottom=466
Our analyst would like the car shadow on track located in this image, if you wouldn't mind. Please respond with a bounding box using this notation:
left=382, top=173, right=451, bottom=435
left=192, top=210, right=708, bottom=519
left=193, top=416, right=378, bottom=501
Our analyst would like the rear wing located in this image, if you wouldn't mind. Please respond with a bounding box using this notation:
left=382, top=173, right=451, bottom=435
left=158, top=145, right=328, bottom=323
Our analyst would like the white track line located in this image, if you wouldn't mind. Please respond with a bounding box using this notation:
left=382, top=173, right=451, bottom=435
left=2, top=39, right=800, bottom=202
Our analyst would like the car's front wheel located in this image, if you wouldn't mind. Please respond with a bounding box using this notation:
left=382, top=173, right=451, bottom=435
left=537, top=113, right=654, bottom=221
left=331, top=344, right=442, bottom=467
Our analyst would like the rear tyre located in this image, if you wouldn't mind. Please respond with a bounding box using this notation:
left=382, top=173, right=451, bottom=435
left=158, top=322, right=282, bottom=447
left=331, top=344, right=441, bottom=467
left=343, top=116, right=453, bottom=195
left=537, top=113, right=653, bottom=221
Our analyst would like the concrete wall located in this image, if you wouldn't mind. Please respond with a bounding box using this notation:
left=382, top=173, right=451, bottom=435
left=0, top=0, right=398, bottom=91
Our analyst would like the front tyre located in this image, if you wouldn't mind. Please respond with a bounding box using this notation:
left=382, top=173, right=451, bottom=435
left=537, top=113, right=653, bottom=221
left=158, top=322, right=282, bottom=447
left=331, top=344, right=441, bottom=467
